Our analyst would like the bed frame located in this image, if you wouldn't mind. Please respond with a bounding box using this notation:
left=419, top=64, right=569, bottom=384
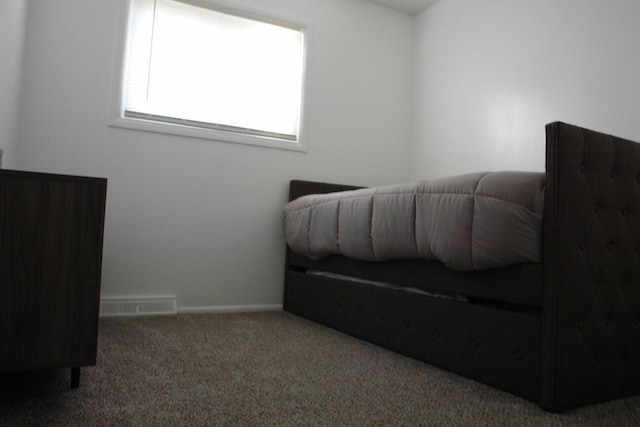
left=283, top=122, right=640, bottom=412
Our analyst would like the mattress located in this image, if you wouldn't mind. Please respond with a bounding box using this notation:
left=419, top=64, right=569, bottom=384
left=283, top=172, right=545, bottom=271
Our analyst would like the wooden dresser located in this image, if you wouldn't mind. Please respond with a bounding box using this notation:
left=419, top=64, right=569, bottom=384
left=0, top=170, right=107, bottom=388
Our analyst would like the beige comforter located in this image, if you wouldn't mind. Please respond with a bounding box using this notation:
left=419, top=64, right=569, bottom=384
left=282, top=172, right=545, bottom=271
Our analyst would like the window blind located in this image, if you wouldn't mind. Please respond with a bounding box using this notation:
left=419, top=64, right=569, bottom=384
left=124, top=0, right=305, bottom=141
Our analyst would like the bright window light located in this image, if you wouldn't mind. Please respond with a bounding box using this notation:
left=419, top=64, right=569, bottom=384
left=122, top=0, right=305, bottom=144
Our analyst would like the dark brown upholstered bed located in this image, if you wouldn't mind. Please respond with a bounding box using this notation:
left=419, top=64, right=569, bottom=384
left=283, top=122, right=640, bottom=412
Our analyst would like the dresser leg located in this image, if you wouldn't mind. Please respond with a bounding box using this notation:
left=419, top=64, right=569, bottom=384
left=71, top=367, right=81, bottom=389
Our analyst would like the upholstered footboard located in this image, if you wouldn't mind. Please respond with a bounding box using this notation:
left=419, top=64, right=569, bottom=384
left=541, top=122, right=640, bottom=411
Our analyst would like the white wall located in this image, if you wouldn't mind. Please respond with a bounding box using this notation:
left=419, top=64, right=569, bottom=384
left=413, top=0, right=640, bottom=180
left=16, top=0, right=414, bottom=309
left=0, top=0, right=27, bottom=169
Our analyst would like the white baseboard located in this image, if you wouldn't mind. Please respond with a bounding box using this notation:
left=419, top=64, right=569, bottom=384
left=100, top=296, right=177, bottom=317
left=100, top=296, right=282, bottom=317
left=178, top=304, right=283, bottom=314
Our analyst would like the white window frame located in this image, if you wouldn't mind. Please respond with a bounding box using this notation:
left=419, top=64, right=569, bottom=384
left=110, top=0, right=310, bottom=152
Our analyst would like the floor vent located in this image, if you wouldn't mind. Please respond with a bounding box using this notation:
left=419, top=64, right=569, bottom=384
left=100, top=297, right=177, bottom=317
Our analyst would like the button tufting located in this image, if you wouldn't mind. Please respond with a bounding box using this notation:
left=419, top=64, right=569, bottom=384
left=577, top=321, right=584, bottom=331
left=580, top=162, right=585, bottom=173
left=515, top=351, right=523, bottom=361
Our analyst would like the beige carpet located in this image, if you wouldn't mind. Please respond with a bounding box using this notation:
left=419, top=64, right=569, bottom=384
left=1, top=311, right=639, bottom=426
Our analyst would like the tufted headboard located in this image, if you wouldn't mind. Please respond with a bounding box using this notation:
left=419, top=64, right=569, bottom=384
left=541, top=122, right=640, bottom=411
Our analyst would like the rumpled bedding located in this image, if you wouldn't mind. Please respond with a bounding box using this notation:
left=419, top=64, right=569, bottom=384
left=282, top=172, right=545, bottom=271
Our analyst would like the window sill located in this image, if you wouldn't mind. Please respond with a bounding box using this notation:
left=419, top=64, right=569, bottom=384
left=109, top=116, right=308, bottom=152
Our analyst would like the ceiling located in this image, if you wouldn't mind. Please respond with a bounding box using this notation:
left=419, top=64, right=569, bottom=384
left=367, top=0, right=441, bottom=15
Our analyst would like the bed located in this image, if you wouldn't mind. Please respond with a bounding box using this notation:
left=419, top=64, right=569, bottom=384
left=282, top=122, right=640, bottom=412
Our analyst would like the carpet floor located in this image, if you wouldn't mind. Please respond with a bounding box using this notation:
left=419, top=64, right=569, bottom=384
left=0, top=311, right=639, bottom=426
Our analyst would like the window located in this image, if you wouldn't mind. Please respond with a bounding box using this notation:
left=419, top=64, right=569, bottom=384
left=113, top=0, right=307, bottom=150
